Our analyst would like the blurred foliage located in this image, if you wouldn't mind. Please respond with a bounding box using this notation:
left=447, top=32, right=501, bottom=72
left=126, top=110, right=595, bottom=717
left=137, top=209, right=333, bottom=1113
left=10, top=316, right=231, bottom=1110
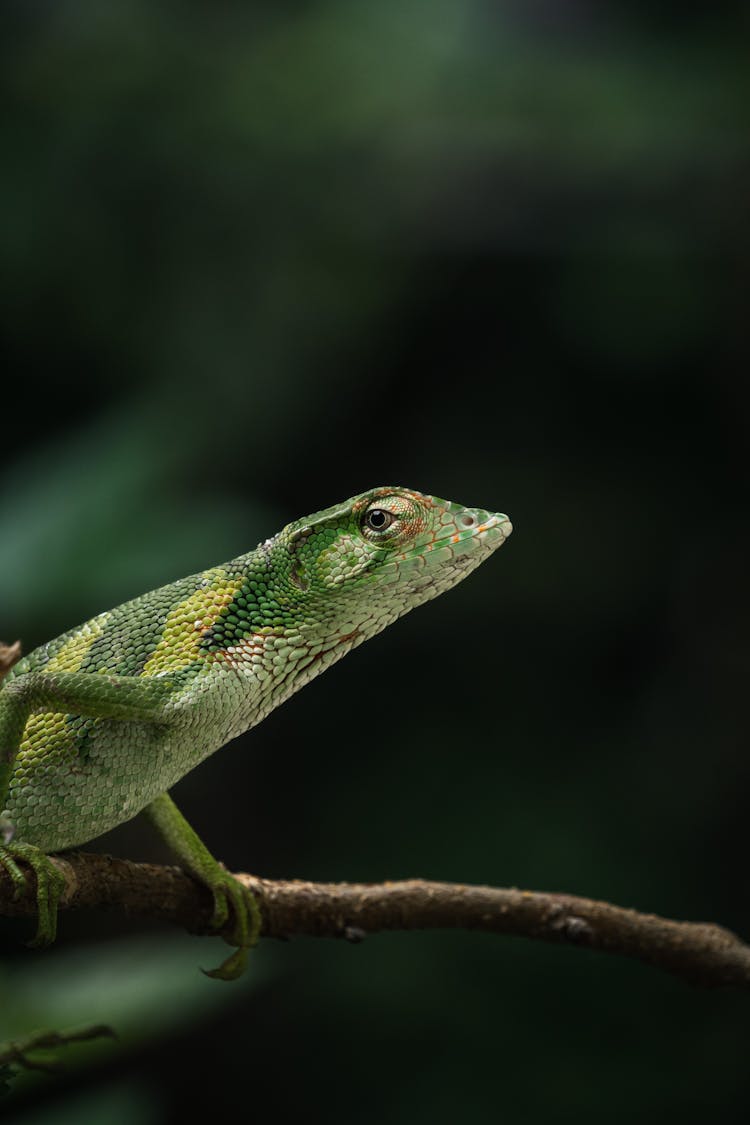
left=1, top=1, right=748, bottom=1122
left=0, top=932, right=271, bottom=1114
left=0, top=1024, right=115, bottom=1099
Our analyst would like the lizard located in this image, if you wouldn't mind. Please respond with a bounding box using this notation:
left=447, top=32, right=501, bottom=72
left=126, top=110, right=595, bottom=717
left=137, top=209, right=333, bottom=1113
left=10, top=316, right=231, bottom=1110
left=0, top=486, right=512, bottom=979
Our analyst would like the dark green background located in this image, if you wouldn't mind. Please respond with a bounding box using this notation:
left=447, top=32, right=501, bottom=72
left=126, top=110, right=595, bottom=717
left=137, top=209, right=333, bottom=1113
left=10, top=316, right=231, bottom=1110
left=1, top=2, right=748, bottom=1122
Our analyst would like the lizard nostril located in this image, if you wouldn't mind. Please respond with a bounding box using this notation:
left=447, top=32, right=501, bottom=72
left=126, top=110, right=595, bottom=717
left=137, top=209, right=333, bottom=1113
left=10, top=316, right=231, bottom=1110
left=459, top=512, right=477, bottom=529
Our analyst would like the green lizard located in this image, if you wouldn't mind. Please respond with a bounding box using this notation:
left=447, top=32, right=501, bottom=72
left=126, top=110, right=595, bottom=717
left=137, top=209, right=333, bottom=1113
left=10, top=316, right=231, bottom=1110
left=0, top=487, right=512, bottom=979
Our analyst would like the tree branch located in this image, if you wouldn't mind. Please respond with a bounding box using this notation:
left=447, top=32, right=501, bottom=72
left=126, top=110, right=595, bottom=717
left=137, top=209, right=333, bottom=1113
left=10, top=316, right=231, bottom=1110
left=1, top=852, right=748, bottom=988
left=0, top=640, right=21, bottom=684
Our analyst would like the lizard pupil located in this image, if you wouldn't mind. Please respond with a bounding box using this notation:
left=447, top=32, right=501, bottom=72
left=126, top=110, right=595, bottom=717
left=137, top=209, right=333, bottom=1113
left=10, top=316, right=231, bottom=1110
left=365, top=508, right=392, bottom=531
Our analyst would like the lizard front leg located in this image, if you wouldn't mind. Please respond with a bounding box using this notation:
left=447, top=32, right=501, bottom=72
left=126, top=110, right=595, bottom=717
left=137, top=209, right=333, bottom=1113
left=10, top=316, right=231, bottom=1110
left=0, top=669, right=179, bottom=946
left=144, top=793, right=261, bottom=981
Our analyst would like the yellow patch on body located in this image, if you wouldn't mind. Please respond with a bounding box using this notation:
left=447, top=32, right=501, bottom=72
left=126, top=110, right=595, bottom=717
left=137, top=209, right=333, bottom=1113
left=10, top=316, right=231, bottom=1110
left=14, top=618, right=108, bottom=765
left=46, top=615, right=109, bottom=673
left=19, top=710, right=81, bottom=770
left=141, top=568, right=244, bottom=675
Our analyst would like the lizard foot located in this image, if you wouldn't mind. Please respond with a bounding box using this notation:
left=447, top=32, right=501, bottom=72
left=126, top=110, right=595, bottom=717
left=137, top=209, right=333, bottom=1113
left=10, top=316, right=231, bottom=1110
left=0, top=840, right=66, bottom=947
left=142, top=792, right=262, bottom=980
left=201, top=869, right=262, bottom=982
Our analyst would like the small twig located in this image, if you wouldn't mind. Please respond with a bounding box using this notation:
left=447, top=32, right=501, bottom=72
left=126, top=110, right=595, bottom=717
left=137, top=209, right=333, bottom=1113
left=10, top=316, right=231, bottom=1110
left=0, top=852, right=748, bottom=989
left=0, top=1024, right=116, bottom=1074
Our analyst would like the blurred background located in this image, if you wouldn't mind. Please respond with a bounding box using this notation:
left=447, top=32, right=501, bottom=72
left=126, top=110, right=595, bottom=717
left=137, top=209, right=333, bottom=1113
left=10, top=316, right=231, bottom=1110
left=1, top=1, right=749, bottom=1121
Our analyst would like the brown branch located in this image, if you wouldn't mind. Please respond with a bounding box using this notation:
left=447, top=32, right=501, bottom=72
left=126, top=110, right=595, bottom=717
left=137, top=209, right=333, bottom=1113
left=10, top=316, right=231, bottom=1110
left=0, top=640, right=22, bottom=684
left=1, top=852, right=748, bottom=989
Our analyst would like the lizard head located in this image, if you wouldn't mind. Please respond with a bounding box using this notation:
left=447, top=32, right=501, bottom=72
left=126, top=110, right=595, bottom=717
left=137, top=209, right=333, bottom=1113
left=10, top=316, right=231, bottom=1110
left=277, top=486, right=512, bottom=640
left=210, top=488, right=512, bottom=705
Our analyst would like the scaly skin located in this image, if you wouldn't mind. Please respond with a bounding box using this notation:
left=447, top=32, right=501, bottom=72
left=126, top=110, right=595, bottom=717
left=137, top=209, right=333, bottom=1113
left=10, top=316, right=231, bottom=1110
left=0, top=487, right=512, bottom=977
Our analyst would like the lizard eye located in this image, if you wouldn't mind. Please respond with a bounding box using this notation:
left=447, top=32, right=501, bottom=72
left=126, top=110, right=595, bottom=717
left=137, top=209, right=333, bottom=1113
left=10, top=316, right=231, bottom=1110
left=363, top=508, right=394, bottom=532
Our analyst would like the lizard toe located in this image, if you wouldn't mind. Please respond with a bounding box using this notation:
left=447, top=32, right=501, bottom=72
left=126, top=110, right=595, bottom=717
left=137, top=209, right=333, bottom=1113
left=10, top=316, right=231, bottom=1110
left=0, top=841, right=66, bottom=947
left=201, top=873, right=261, bottom=980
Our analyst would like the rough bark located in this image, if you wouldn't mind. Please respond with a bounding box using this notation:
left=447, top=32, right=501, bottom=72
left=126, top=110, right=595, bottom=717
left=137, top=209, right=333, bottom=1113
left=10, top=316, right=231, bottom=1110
left=1, top=852, right=748, bottom=989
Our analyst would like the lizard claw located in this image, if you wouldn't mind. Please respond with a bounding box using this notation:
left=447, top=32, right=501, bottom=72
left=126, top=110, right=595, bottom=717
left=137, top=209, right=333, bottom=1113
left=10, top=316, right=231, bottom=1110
left=0, top=841, right=66, bottom=946
left=201, top=945, right=250, bottom=982
left=200, top=872, right=262, bottom=981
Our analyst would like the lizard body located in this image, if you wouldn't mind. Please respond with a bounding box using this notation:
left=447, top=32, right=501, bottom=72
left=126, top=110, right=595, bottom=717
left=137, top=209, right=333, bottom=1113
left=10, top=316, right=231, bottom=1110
left=0, top=486, right=512, bottom=976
